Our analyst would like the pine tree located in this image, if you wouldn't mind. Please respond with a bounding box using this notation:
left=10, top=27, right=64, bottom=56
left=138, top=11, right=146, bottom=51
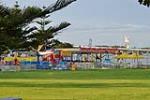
left=0, top=0, right=76, bottom=54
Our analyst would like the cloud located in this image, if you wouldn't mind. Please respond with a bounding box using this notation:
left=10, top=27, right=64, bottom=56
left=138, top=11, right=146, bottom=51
left=66, top=24, right=150, bottom=33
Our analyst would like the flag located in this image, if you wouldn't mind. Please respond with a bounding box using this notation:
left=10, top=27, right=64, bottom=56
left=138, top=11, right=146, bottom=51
left=124, top=35, right=129, bottom=43
left=124, top=35, right=130, bottom=49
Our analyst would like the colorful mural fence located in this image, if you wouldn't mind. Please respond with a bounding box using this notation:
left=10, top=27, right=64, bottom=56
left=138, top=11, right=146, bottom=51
left=0, top=48, right=150, bottom=71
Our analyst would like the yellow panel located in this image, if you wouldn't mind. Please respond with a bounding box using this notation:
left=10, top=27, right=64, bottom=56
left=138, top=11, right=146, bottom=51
left=62, top=51, right=72, bottom=56
left=115, top=53, right=144, bottom=59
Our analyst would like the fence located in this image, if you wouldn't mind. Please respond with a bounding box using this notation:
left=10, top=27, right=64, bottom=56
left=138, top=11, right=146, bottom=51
left=0, top=61, right=70, bottom=71
left=1, top=54, right=150, bottom=71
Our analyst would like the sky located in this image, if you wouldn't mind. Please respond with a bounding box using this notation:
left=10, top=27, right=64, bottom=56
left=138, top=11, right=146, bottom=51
left=2, top=0, right=150, bottom=48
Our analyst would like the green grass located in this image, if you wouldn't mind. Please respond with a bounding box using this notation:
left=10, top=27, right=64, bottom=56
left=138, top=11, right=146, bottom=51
left=0, top=69, right=150, bottom=100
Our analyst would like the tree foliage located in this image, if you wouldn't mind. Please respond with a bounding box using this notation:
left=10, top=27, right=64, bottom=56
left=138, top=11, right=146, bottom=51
left=138, top=0, right=150, bottom=7
left=0, top=0, right=76, bottom=53
left=27, top=13, right=72, bottom=49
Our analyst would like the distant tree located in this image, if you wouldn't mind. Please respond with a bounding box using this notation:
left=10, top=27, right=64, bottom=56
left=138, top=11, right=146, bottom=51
left=138, top=0, right=150, bottom=7
left=49, top=39, right=73, bottom=48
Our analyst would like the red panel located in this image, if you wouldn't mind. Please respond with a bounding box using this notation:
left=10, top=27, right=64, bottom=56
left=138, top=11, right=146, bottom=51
left=80, top=47, right=118, bottom=54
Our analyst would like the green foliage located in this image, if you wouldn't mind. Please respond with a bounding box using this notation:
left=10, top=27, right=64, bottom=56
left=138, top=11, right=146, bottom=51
left=0, top=5, right=42, bottom=51
left=49, top=39, right=73, bottom=48
left=0, top=0, right=76, bottom=53
left=138, top=0, right=150, bottom=7
left=28, top=13, right=72, bottom=49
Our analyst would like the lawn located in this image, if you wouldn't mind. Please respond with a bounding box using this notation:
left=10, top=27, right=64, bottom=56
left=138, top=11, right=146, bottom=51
left=0, top=69, right=150, bottom=100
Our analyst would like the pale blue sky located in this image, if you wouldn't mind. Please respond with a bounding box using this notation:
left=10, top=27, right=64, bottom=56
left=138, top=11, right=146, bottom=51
left=2, top=0, right=150, bottom=47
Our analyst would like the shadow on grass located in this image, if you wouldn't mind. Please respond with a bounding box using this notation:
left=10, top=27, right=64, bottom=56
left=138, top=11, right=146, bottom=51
left=1, top=69, right=150, bottom=80
left=0, top=82, right=150, bottom=88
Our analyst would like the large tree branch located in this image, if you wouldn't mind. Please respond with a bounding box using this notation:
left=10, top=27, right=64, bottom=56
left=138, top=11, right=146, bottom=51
left=40, top=0, right=76, bottom=16
left=26, top=21, right=70, bottom=46
left=27, top=0, right=76, bottom=23
left=0, top=5, right=10, bottom=16
left=47, top=22, right=71, bottom=33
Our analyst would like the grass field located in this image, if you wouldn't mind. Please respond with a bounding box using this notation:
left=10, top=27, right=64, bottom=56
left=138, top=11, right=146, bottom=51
left=1, top=69, right=150, bottom=100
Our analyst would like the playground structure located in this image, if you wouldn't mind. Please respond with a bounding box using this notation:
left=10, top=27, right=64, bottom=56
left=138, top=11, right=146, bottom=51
left=0, top=47, right=150, bottom=71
